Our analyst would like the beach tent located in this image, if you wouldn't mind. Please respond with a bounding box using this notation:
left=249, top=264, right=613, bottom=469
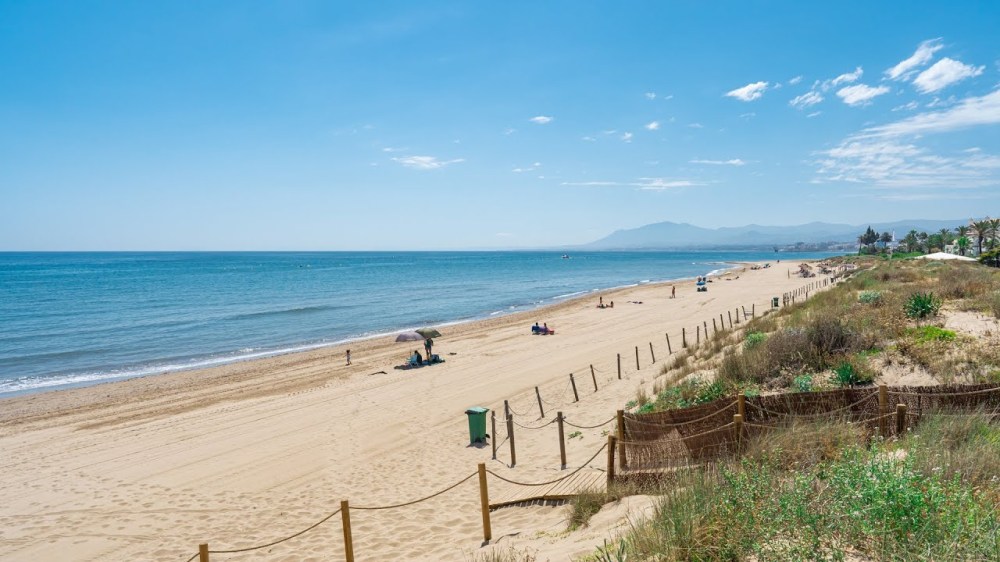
left=916, top=252, right=977, bottom=261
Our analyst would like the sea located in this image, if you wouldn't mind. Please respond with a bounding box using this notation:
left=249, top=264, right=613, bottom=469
left=0, top=251, right=842, bottom=398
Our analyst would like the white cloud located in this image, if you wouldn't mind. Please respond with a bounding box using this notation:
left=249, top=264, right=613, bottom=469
left=807, top=111, right=822, bottom=118
left=860, top=89, right=1000, bottom=138
left=664, top=94, right=674, bottom=100
left=725, top=81, right=768, bottom=101
left=789, top=75, right=803, bottom=85
left=690, top=159, right=746, bottom=166
left=645, top=121, right=660, bottom=131
left=789, top=90, right=824, bottom=109
left=581, top=135, right=596, bottom=142
left=644, top=92, right=656, bottom=100
left=529, top=115, right=553, bottom=124
left=503, top=128, right=516, bottom=135
left=560, top=181, right=623, bottom=187
left=892, top=101, right=919, bottom=112
left=636, top=178, right=701, bottom=190
left=688, top=122, right=704, bottom=129
left=381, top=146, right=407, bottom=153
left=836, top=84, right=891, bottom=106
left=830, top=67, right=863, bottom=87
left=885, top=38, right=943, bottom=80
left=926, top=95, right=958, bottom=108
left=392, top=155, right=464, bottom=170
left=740, top=112, right=756, bottom=119
left=512, top=162, right=541, bottom=173
left=912, top=57, right=985, bottom=93
left=621, top=132, right=633, bottom=142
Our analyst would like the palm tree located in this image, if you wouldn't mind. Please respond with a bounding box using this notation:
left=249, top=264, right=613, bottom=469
left=972, top=219, right=991, bottom=255
left=957, top=236, right=971, bottom=256
left=987, top=218, right=1000, bottom=250
left=938, top=228, right=952, bottom=246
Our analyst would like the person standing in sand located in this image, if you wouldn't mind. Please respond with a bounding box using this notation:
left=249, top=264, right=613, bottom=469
left=671, top=285, right=676, bottom=299
left=345, top=349, right=351, bottom=365
left=424, top=337, right=433, bottom=360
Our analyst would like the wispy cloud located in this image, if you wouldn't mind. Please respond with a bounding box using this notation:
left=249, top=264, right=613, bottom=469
left=529, top=115, right=553, bottom=124
left=830, top=67, right=863, bottom=87
left=392, top=155, right=464, bottom=170
left=645, top=121, right=660, bottom=131
left=621, top=132, right=634, bottom=142
left=503, top=128, right=516, bottom=135
left=688, top=122, right=704, bottom=129
left=725, top=81, right=769, bottom=101
left=381, top=146, right=408, bottom=153
left=561, top=178, right=702, bottom=190
left=581, top=136, right=596, bottom=142
left=892, top=101, right=919, bottom=112
left=789, top=90, right=824, bottom=109
left=560, top=181, right=623, bottom=187
left=788, top=75, right=803, bottom=85
left=860, top=89, right=1000, bottom=138
left=512, top=162, right=541, bottom=173
left=836, top=84, right=891, bottom=106
left=807, top=111, right=822, bottom=118
left=690, top=159, right=746, bottom=166
left=912, top=57, right=984, bottom=93
left=644, top=92, right=656, bottom=100
left=885, top=38, right=943, bottom=80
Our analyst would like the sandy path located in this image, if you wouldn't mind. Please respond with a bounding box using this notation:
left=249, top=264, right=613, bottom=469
left=0, top=262, right=817, bottom=561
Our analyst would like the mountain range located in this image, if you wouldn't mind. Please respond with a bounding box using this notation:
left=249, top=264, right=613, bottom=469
left=581, top=220, right=966, bottom=250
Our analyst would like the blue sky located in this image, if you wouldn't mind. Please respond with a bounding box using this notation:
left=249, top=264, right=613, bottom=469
left=1, top=1, right=998, bottom=250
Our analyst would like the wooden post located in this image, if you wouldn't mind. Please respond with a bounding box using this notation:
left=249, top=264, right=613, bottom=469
left=607, top=434, right=616, bottom=486
left=649, top=342, right=655, bottom=364
left=341, top=500, right=354, bottom=562
left=616, top=409, right=627, bottom=469
left=682, top=328, right=687, bottom=348
left=590, top=365, right=598, bottom=392
left=720, top=313, right=725, bottom=331
left=896, top=404, right=907, bottom=436
left=728, top=310, right=733, bottom=329
left=665, top=333, right=672, bottom=354
left=478, top=463, right=492, bottom=542
left=616, top=353, right=621, bottom=379
left=704, top=321, right=709, bottom=339
left=635, top=346, right=640, bottom=370
left=507, top=415, right=516, bottom=467
left=735, top=307, right=740, bottom=324
left=696, top=325, right=700, bottom=346
left=557, top=412, right=567, bottom=469
left=503, top=400, right=510, bottom=421
left=713, top=318, right=718, bottom=334
left=752, top=303, right=755, bottom=318
left=741, top=306, right=747, bottom=320
left=733, top=414, right=744, bottom=452
left=199, top=544, right=209, bottom=562
left=737, top=393, right=745, bottom=418
left=878, top=384, right=888, bottom=437
left=569, top=373, right=579, bottom=402
left=535, top=386, right=545, bottom=418
left=491, top=411, right=497, bottom=460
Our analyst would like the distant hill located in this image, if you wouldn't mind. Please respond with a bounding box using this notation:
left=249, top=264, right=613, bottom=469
left=582, top=220, right=965, bottom=250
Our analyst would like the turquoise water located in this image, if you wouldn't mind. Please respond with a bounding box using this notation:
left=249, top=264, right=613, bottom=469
left=0, top=251, right=840, bottom=397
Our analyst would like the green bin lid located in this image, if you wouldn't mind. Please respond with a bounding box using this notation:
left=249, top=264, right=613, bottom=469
left=465, top=406, right=489, bottom=415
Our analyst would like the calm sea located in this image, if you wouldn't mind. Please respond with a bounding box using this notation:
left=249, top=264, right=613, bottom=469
left=0, top=251, right=840, bottom=397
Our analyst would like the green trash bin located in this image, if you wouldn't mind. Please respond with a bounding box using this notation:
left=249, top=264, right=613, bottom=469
left=465, top=407, right=489, bottom=444
left=772, top=297, right=780, bottom=308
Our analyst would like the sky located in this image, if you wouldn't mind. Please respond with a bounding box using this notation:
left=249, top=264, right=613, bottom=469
left=1, top=1, right=998, bottom=250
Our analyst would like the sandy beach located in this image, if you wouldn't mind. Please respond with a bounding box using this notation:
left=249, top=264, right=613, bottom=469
left=0, top=262, right=819, bottom=561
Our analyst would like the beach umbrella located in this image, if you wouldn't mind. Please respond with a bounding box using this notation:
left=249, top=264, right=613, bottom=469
left=395, top=331, right=425, bottom=342
left=415, top=327, right=442, bottom=339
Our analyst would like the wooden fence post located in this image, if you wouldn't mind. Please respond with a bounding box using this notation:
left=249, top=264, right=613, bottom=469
left=617, top=353, right=621, bottom=379
left=341, top=500, right=354, bottom=562
left=607, top=435, right=616, bottom=486
left=557, top=412, right=567, bottom=469
left=199, top=544, right=209, bottom=562
left=616, top=410, right=627, bottom=469
left=478, top=463, right=492, bottom=542
left=696, top=325, right=700, bottom=346
left=682, top=328, right=687, bottom=348
left=896, top=404, right=907, bottom=436
left=507, top=415, right=516, bottom=467
left=719, top=313, right=725, bottom=331
left=535, top=386, right=545, bottom=418
left=665, top=333, right=672, bottom=354
left=733, top=414, right=744, bottom=453
left=503, top=400, right=510, bottom=421
left=590, top=365, right=598, bottom=392
left=728, top=310, right=733, bottom=329
left=741, top=306, right=747, bottom=321
left=712, top=318, right=718, bottom=334
left=569, top=373, right=579, bottom=402
left=737, top=393, right=745, bottom=418
left=491, top=411, right=497, bottom=459
left=878, top=384, right=888, bottom=438
left=704, top=321, right=708, bottom=339
left=649, top=342, right=655, bottom=364
left=735, top=307, right=740, bottom=324
left=752, top=304, right=755, bottom=318
left=635, top=346, right=640, bottom=370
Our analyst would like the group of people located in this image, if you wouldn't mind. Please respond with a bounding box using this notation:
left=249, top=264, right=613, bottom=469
left=531, top=322, right=554, bottom=335
left=597, top=296, right=614, bottom=309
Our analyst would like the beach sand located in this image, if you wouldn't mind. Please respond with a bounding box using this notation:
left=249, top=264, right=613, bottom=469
left=0, top=262, right=820, bottom=561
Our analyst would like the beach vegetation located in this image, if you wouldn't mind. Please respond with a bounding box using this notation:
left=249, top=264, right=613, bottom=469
left=743, top=331, right=766, bottom=350
left=857, top=290, right=882, bottom=305
left=905, top=291, right=941, bottom=319
left=792, top=374, right=813, bottom=392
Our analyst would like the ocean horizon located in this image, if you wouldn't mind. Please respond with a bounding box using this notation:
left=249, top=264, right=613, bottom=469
left=0, top=250, right=841, bottom=398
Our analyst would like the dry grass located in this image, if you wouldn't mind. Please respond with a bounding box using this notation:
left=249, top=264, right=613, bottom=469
left=742, top=418, right=868, bottom=470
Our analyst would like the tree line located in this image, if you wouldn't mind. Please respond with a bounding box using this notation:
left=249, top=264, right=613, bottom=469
left=857, top=217, right=1000, bottom=262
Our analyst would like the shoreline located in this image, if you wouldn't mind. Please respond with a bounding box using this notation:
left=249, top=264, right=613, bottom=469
left=1, top=262, right=745, bottom=400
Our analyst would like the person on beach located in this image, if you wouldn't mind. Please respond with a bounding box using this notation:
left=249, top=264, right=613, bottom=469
left=412, top=350, right=423, bottom=365
left=424, top=337, right=433, bottom=358
left=671, top=285, right=676, bottom=298
left=346, top=349, right=351, bottom=366
left=599, top=296, right=604, bottom=308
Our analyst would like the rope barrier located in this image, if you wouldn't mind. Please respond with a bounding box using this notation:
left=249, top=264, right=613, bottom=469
left=486, top=442, right=607, bottom=487
left=563, top=415, right=615, bottom=430
left=511, top=417, right=558, bottom=430
left=618, top=422, right=736, bottom=445
left=745, top=392, right=878, bottom=419
left=196, top=506, right=344, bottom=557
left=353, top=471, right=477, bottom=510
left=624, top=401, right=738, bottom=428
left=887, top=386, right=1000, bottom=398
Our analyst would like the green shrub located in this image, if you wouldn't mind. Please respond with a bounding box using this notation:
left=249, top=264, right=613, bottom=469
left=793, top=374, right=813, bottom=392
left=831, top=360, right=872, bottom=387
left=908, top=325, right=956, bottom=343
left=744, top=331, right=767, bottom=350
left=858, top=290, right=883, bottom=305
left=905, top=291, right=941, bottom=319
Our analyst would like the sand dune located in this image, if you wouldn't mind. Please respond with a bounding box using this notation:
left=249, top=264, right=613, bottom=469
left=0, top=262, right=820, bottom=561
